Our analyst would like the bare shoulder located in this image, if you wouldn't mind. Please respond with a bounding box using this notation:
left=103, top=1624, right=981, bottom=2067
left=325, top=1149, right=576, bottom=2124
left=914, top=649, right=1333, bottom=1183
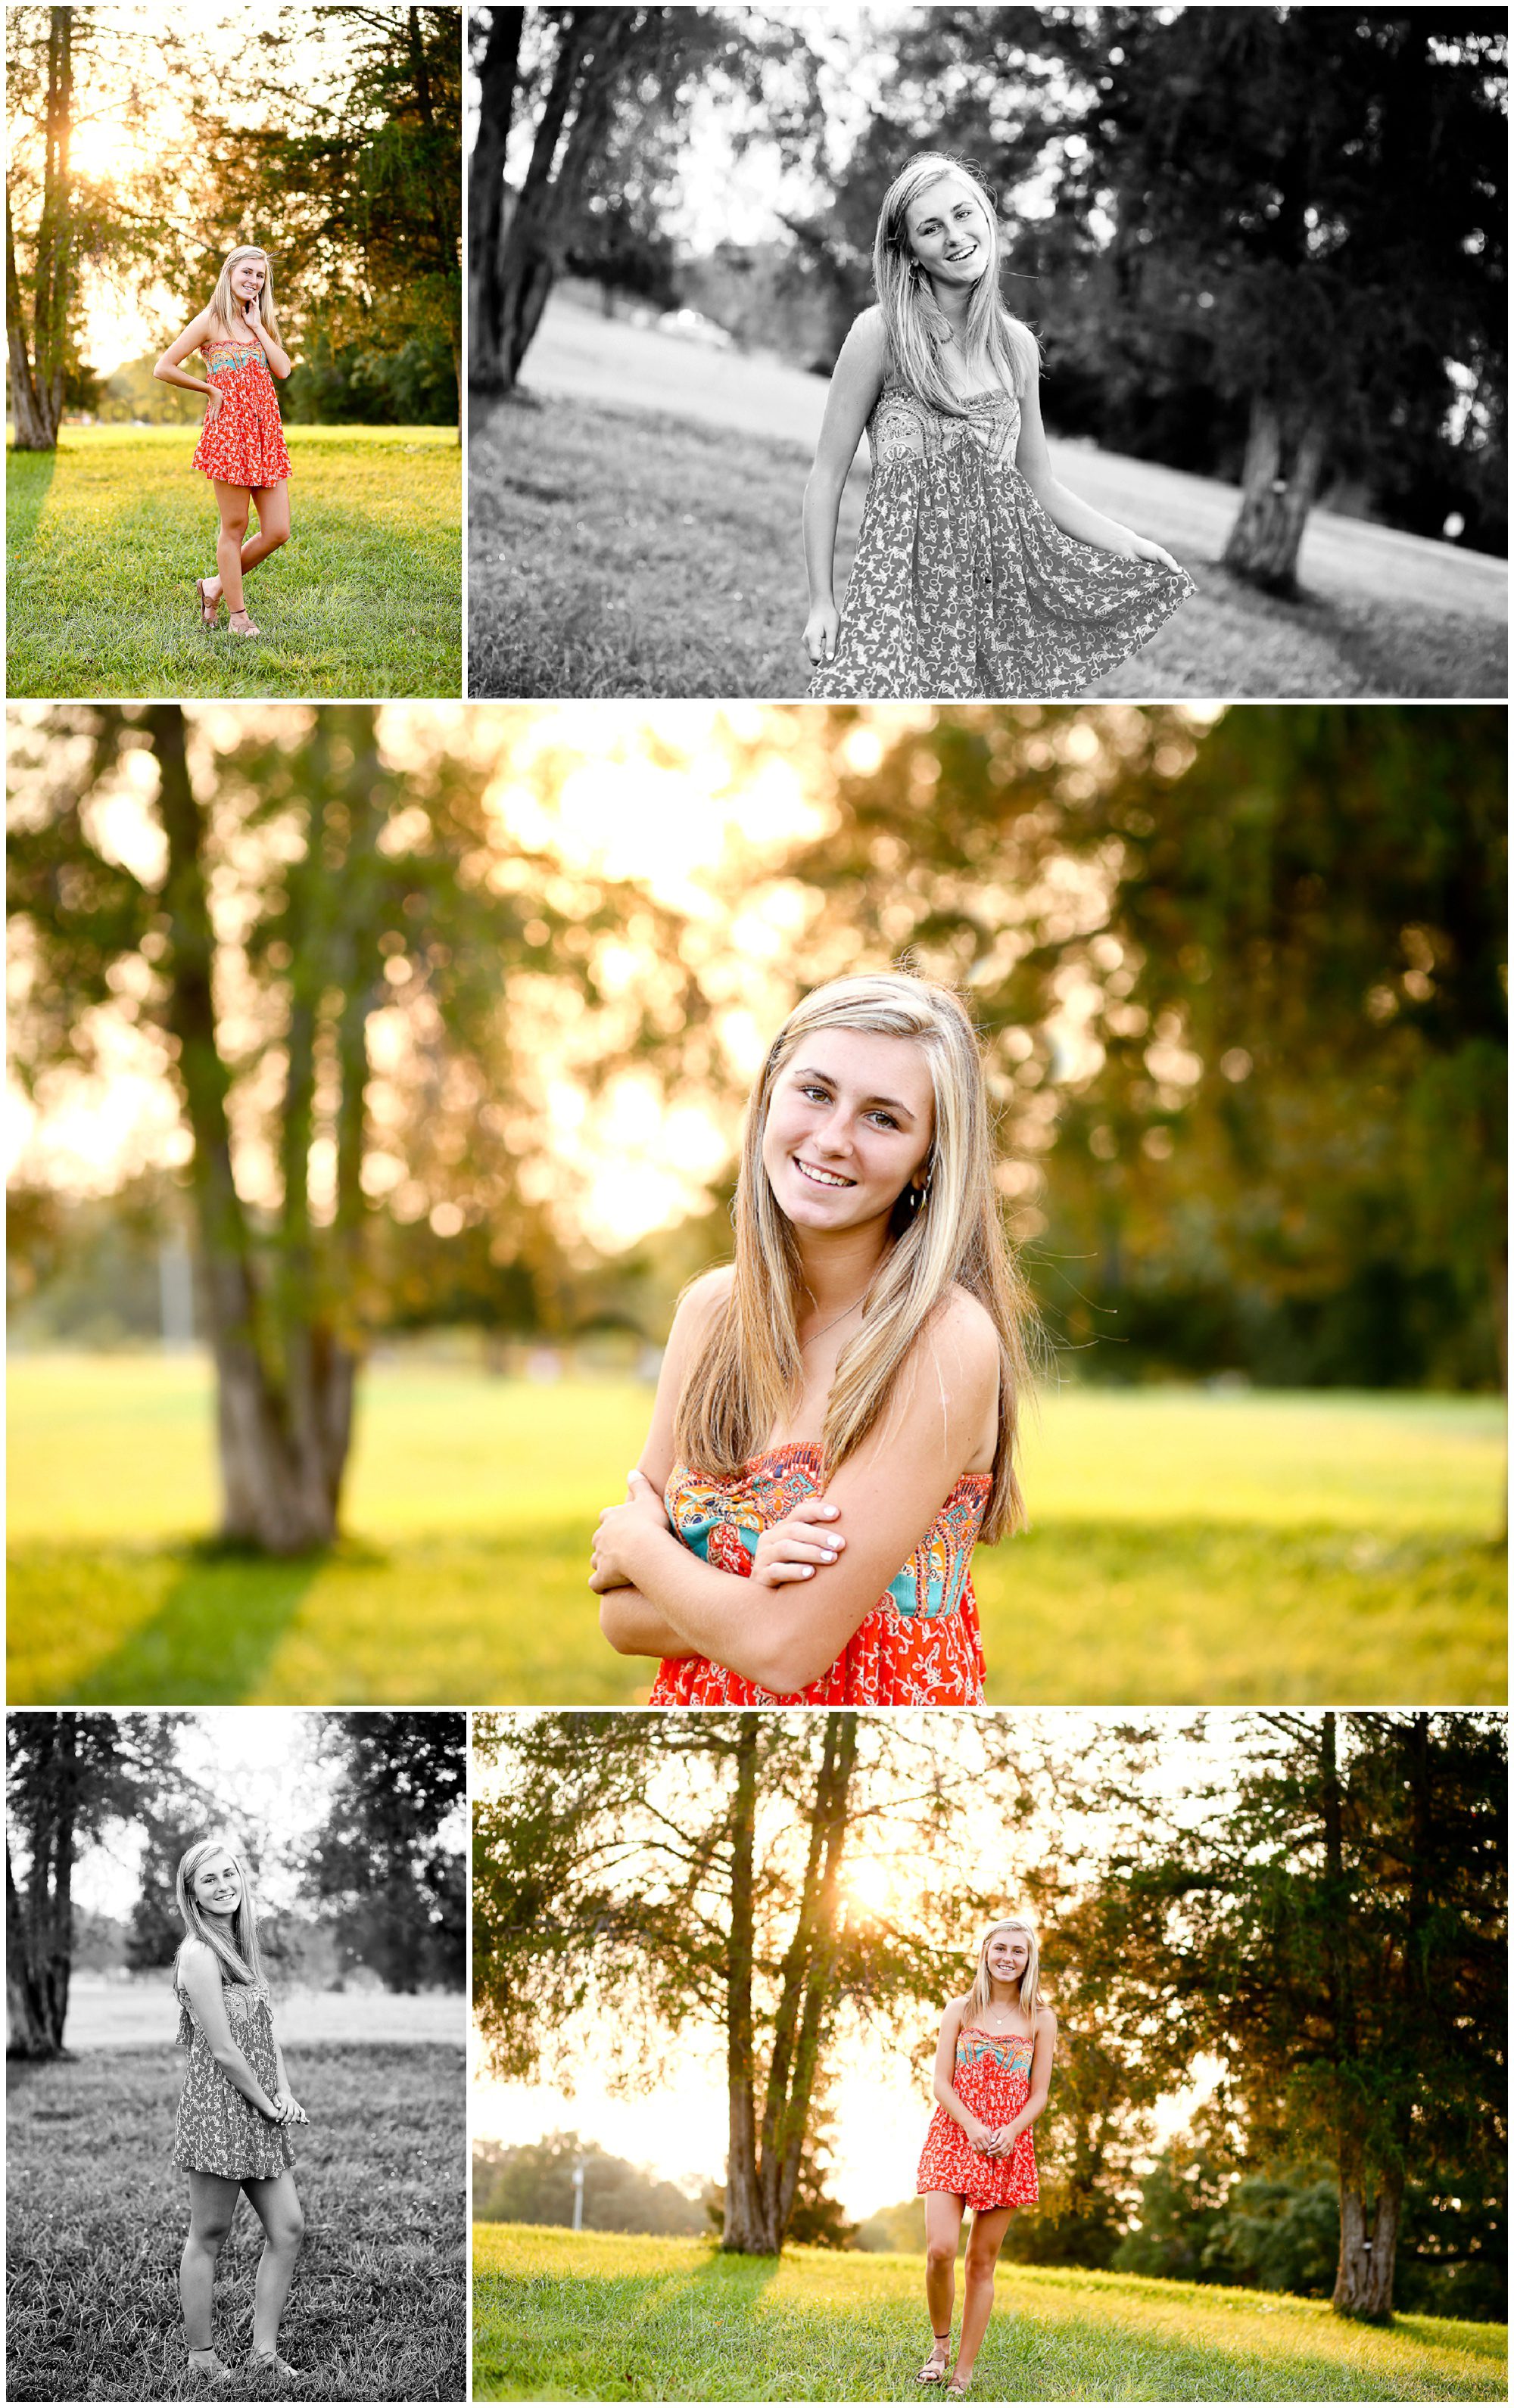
left=841, top=305, right=890, bottom=370
left=176, top=1937, right=216, bottom=1980
left=920, top=1285, right=1002, bottom=1389
left=941, top=1990, right=969, bottom=2030
left=1036, top=2003, right=1058, bottom=2040
left=675, top=1263, right=734, bottom=1329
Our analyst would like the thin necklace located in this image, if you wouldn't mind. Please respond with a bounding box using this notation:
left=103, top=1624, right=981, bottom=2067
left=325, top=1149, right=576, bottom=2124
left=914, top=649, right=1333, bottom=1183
left=802, top=1293, right=869, bottom=1347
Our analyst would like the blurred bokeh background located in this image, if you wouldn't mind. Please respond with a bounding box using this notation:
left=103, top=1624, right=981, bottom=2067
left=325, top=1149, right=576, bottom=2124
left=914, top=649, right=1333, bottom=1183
left=7, top=701, right=1506, bottom=1703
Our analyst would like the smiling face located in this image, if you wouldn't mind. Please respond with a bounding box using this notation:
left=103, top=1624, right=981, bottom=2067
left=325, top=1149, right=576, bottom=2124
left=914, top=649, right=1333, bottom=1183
left=191, top=1850, right=242, bottom=1921
left=903, top=172, right=993, bottom=286
left=986, top=1924, right=1030, bottom=1994
left=761, top=1028, right=935, bottom=1238
left=229, top=254, right=266, bottom=307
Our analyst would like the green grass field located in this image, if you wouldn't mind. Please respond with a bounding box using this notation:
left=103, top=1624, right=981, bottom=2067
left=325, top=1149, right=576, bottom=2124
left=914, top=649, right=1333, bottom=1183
left=469, top=391, right=1506, bottom=703
left=471, top=2224, right=1508, bottom=2402
left=7, top=1355, right=1503, bottom=1705
left=8, top=425, right=461, bottom=698
left=7, top=2042, right=466, bottom=2401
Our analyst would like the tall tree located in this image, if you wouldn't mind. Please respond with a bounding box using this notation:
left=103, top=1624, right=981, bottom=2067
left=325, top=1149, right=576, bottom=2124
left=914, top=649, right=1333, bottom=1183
left=6, top=7, right=76, bottom=449
left=472, top=7, right=824, bottom=394
left=1072, top=8, right=1506, bottom=590
left=8, top=706, right=690, bottom=1552
left=7, top=1712, right=189, bottom=2057
left=305, top=1712, right=467, bottom=1990
left=1087, top=1712, right=1506, bottom=2319
left=473, top=1711, right=1054, bottom=2257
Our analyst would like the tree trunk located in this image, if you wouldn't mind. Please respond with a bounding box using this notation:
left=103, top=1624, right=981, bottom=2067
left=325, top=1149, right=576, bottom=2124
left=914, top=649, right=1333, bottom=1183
left=469, top=8, right=523, bottom=392
left=1221, top=393, right=1329, bottom=596
left=496, top=10, right=645, bottom=393
left=8, top=8, right=73, bottom=450
left=721, top=1716, right=768, bottom=2252
left=6, top=1716, right=76, bottom=2058
left=1333, top=2147, right=1403, bottom=2319
left=151, top=705, right=359, bottom=1553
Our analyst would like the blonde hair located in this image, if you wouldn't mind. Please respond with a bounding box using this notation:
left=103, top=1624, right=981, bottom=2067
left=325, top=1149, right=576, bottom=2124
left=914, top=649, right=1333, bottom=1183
left=206, top=245, right=282, bottom=344
left=672, top=969, right=1040, bottom=1542
left=174, top=1836, right=266, bottom=1989
left=874, top=153, right=1039, bottom=418
left=962, top=1918, right=1042, bottom=2028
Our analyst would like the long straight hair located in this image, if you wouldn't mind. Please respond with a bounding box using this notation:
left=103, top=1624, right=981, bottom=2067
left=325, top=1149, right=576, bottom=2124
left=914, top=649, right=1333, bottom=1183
left=874, top=153, right=1039, bottom=418
left=174, top=1836, right=266, bottom=1987
left=206, top=244, right=282, bottom=344
left=962, top=1917, right=1042, bottom=2028
left=672, top=971, right=1040, bottom=1542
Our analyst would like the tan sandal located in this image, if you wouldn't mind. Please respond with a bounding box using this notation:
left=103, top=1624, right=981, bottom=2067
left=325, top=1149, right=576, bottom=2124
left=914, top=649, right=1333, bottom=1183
left=227, top=607, right=261, bottom=637
left=918, top=2333, right=952, bottom=2385
left=195, top=577, right=220, bottom=628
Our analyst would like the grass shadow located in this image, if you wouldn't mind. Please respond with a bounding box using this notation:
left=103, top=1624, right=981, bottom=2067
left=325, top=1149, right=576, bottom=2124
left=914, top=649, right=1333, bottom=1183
left=70, top=1545, right=329, bottom=1703
left=6, top=441, right=58, bottom=550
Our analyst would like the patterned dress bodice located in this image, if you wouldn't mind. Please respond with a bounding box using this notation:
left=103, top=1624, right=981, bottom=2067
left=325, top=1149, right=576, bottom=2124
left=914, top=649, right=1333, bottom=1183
left=201, top=340, right=273, bottom=391
left=175, top=1969, right=276, bottom=2055
left=867, top=374, right=1023, bottom=474
left=172, top=1965, right=292, bottom=2180
left=665, top=1441, right=989, bottom=1622
left=955, top=2025, right=1035, bottom=2088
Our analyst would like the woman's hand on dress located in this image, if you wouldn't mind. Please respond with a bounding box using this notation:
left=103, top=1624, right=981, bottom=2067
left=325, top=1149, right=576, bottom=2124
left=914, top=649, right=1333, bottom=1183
left=205, top=390, right=223, bottom=422
left=749, top=1498, right=845, bottom=1589
left=802, top=600, right=840, bottom=670
left=590, top=1468, right=668, bottom=1593
left=276, top=2089, right=309, bottom=2126
left=1123, top=531, right=1182, bottom=574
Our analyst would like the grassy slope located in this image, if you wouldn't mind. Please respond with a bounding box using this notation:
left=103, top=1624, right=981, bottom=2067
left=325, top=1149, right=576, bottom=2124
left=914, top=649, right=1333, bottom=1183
left=6, top=2043, right=466, bottom=2402
left=468, top=393, right=1506, bottom=702
left=7, top=1358, right=1503, bottom=1706
left=472, top=2225, right=1508, bottom=2403
left=8, top=426, right=461, bottom=698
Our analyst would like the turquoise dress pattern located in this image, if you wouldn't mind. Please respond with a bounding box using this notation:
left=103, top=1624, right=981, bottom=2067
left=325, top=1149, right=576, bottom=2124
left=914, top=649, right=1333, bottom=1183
left=808, top=372, right=1193, bottom=700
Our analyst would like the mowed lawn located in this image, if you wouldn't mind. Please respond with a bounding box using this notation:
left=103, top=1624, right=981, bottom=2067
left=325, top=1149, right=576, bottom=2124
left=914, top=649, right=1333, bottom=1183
left=472, top=2225, right=1507, bottom=2402
left=8, top=1355, right=1503, bottom=1706
left=469, top=304, right=1506, bottom=702
left=8, top=425, right=461, bottom=698
left=7, top=2042, right=466, bottom=2402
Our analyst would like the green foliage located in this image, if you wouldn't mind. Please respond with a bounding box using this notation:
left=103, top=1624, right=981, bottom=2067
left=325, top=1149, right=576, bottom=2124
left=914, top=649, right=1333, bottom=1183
left=473, top=2131, right=707, bottom=2236
left=471, top=2223, right=1508, bottom=2401
left=7, top=2041, right=466, bottom=2400
left=6, top=427, right=461, bottom=700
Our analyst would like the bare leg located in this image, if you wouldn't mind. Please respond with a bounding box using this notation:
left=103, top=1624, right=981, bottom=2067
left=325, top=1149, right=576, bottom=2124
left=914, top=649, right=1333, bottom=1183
left=922, top=2192, right=964, bottom=2375
left=239, top=481, right=291, bottom=574
left=955, top=2203, right=1016, bottom=2388
left=209, top=483, right=252, bottom=618
left=242, top=2170, right=305, bottom=2360
left=181, top=2171, right=241, bottom=2360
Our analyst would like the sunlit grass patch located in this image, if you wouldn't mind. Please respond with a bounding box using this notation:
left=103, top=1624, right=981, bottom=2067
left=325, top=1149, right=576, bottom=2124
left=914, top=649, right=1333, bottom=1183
left=7, top=1358, right=1503, bottom=1704
left=8, top=426, right=460, bottom=698
left=471, top=2223, right=1508, bottom=2400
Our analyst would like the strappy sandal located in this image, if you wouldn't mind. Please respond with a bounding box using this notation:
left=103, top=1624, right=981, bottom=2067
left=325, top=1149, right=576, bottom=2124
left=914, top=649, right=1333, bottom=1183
left=227, top=608, right=261, bottom=638
left=946, top=2377, right=971, bottom=2398
left=917, top=2333, right=952, bottom=2385
left=185, top=2350, right=231, bottom=2384
left=195, top=578, right=220, bottom=628
left=248, top=2354, right=304, bottom=2381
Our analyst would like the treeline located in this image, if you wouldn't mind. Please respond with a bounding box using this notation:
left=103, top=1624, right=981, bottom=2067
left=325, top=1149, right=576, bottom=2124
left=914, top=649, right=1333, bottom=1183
left=8, top=5, right=459, bottom=446
left=7, top=1711, right=466, bottom=2055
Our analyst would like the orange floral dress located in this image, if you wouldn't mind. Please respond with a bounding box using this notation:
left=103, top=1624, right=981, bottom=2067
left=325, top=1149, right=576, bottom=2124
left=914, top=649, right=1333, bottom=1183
left=646, top=1440, right=989, bottom=1706
left=192, top=338, right=292, bottom=488
left=917, top=2025, right=1039, bottom=2210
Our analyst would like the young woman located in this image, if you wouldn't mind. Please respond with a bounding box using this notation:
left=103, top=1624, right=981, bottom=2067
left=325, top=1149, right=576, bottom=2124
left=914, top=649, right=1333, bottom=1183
left=590, top=970, right=1041, bottom=1705
left=173, top=1837, right=307, bottom=2384
left=802, top=154, right=1193, bottom=698
left=915, top=1919, right=1057, bottom=2396
left=154, top=245, right=293, bottom=638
